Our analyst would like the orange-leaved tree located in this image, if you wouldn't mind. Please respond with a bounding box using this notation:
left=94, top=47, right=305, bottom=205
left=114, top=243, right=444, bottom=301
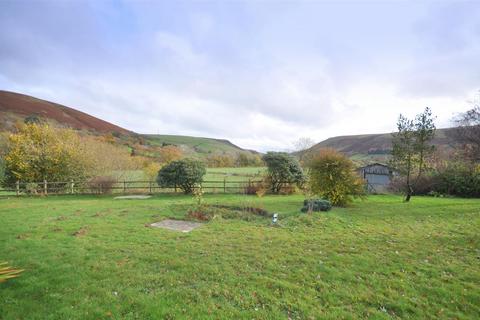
left=159, top=145, right=183, bottom=164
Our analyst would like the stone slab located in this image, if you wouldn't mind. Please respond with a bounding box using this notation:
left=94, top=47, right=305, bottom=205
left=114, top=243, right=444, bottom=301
left=150, top=219, right=203, bottom=233
left=114, top=195, right=152, bottom=200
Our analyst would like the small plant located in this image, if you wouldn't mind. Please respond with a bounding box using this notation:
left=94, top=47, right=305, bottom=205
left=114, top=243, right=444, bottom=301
left=192, top=184, right=205, bottom=208
left=0, top=262, right=23, bottom=283
left=25, top=182, right=39, bottom=194
left=243, top=180, right=268, bottom=196
left=186, top=184, right=211, bottom=221
left=301, top=184, right=315, bottom=214
left=88, top=176, right=117, bottom=194
left=301, top=199, right=332, bottom=212
left=255, top=187, right=267, bottom=198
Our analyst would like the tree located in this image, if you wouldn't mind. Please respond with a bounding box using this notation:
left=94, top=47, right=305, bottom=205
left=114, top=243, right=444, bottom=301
left=262, top=152, right=304, bottom=193
left=236, top=153, right=263, bottom=167
left=4, top=124, right=92, bottom=184
left=159, top=145, right=183, bottom=164
left=80, top=135, right=138, bottom=179
left=24, top=114, right=41, bottom=124
left=0, top=133, right=7, bottom=184
left=143, top=161, right=162, bottom=181
left=156, top=159, right=206, bottom=194
left=413, top=107, right=436, bottom=184
left=391, top=107, right=436, bottom=202
left=293, top=137, right=316, bottom=164
left=449, top=92, right=480, bottom=162
left=0, top=157, right=5, bottom=185
left=307, top=148, right=365, bottom=206
left=207, top=154, right=235, bottom=168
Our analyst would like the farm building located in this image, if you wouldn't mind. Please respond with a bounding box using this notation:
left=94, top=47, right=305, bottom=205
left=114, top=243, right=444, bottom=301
left=357, top=163, right=395, bottom=193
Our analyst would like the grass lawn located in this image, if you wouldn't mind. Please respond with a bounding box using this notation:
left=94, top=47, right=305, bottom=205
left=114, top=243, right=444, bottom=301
left=0, top=194, right=479, bottom=319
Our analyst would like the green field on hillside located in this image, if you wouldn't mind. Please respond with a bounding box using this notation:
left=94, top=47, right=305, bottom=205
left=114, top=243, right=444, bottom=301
left=143, top=134, right=248, bottom=155
left=1, top=195, right=479, bottom=319
left=205, top=167, right=265, bottom=181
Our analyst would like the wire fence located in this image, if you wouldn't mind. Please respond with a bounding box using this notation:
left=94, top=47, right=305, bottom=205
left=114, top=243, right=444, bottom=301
left=0, top=179, right=386, bottom=197
left=0, top=179, right=266, bottom=196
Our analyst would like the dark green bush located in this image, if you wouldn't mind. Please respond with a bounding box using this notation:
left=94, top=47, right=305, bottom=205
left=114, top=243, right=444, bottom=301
left=301, top=199, right=332, bottom=212
left=0, top=157, right=5, bottom=185
left=262, top=152, right=305, bottom=193
left=388, top=162, right=480, bottom=198
left=433, top=163, right=480, bottom=197
left=157, top=159, right=206, bottom=194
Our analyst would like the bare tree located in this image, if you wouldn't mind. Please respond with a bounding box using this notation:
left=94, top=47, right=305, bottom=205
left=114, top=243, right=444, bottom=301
left=293, top=137, right=316, bottom=163
left=449, top=91, right=480, bottom=162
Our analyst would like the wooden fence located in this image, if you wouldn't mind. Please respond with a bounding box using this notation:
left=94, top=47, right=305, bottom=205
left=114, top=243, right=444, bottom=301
left=0, top=179, right=265, bottom=196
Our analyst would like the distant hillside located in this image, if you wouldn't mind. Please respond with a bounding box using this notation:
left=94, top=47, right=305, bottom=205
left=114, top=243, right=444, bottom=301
left=307, top=128, right=456, bottom=165
left=0, top=90, right=131, bottom=134
left=143, top=134, right=250, bottom=155
left=0, top=90, right=257, bottom=161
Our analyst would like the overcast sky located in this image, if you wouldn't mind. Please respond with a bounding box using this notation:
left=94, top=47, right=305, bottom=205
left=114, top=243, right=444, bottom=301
left=1, top=0, right=479, bottom=151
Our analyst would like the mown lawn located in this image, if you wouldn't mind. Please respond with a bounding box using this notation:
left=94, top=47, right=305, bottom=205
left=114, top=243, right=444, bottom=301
left=0, top=194, right=479, bottom=319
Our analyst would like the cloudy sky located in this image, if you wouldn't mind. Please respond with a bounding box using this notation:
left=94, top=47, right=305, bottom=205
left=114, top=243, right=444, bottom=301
left=0, top=0, right=479, bottom=151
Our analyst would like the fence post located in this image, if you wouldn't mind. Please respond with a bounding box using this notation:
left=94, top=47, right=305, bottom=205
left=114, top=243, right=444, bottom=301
left=149, top=181, right=152, bottom=194
left=70, top=180, right=74, bottom=194
left=44, top=180, right=48, bottom=195
left=16, top=180, right=20, bottom=196
left=123, top=181, right=126, bottom=194
left=223, top=177, right=226, bottom=194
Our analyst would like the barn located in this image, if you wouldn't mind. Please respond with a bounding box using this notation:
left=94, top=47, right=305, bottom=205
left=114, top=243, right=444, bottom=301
left=357, top=163, right=395, bottom=193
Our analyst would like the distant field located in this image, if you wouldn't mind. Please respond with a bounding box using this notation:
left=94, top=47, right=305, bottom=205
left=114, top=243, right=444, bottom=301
left=1, top=195, right=478, bottom=319
left=205, top=167, right=265, bottom=180
left=112, top=167, right=266, bottom=184
left=203, top=167, right=266, bottom=192
left=143, top=134, right=249, bottom=155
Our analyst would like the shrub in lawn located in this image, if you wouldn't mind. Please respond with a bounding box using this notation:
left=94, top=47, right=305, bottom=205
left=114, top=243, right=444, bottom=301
left=157, top=159, right=206, bottom=194
left=0, top=262, right=23, bottom=283
left=307, top=148, right=365, bottom=206
left=0, top=157, right=5, bottom=185
left=88, top=176, right=117, bottom=194
left=243, top=180, right=267, bottom=195
left=301, top=199, right=332, bottom=212
left=388, top=174, right=439, bottom=195
left=433, top=162, right=480, bottom=197
left=262, top=152, right=305, bottom=194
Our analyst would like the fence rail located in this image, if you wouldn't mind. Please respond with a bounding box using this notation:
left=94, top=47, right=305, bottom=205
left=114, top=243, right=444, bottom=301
left=0, top=179, right=266, bottom=196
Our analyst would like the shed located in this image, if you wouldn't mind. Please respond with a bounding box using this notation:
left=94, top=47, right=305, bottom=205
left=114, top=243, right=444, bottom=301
left=357, top=163, right=395, bottom=193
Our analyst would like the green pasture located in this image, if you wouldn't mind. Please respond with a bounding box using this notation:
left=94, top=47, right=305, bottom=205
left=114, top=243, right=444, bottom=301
left=1, top=194, right=479, bottom=319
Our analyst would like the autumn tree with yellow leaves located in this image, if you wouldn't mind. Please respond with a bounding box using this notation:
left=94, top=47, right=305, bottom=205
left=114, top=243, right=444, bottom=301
left=4, top=124, right=92, bottom=184
left=307, top=148, right=365, bottom=206
left=3, top=123, right=138, bottom=184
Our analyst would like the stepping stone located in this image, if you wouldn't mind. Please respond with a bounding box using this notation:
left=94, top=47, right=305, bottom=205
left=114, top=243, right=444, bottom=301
left=114, top=195, right=151, bottom=200
left=150, top=219, right=203, bottom=233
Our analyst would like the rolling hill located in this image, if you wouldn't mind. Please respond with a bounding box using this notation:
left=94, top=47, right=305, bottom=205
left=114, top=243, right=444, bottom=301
left=0, top=90, right=131, bottom=134
left=306, top=128, right=457, bottom=165
left=0, top=90, right=257, bottom=161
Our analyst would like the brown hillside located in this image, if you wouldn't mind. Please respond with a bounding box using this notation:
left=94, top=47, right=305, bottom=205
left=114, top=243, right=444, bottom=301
left=308, top=128, right=457, bottom=155
left=0, top=90, right=131, bottom=134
